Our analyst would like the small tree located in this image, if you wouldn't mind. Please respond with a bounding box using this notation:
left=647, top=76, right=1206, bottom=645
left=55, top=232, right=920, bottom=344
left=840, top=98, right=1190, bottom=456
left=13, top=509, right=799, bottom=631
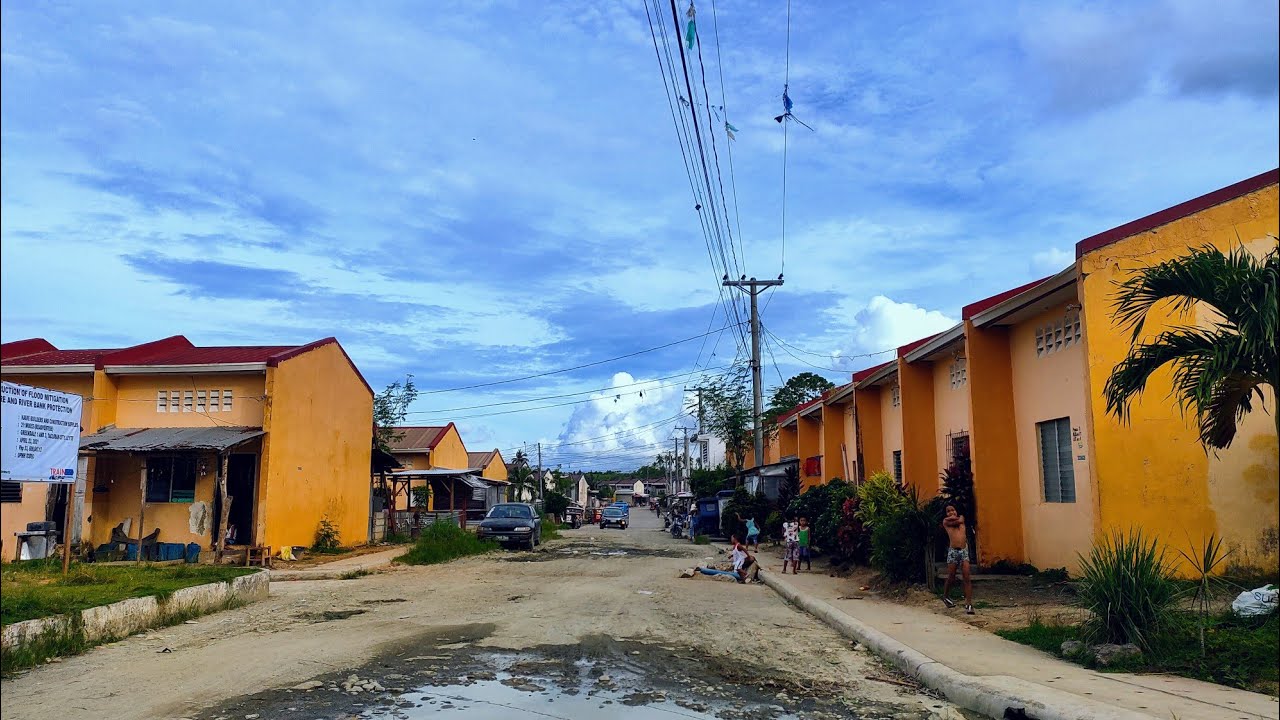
left=410, top=485, right=430, bottom=509
left=777, top=464, right=801, bottom=512
left=701, top=366, right=753, bottom=472
left=507, top=450, right=533, bottom=501
left=597, top=485, right=616, bottom=501
left=544, top=490, right=570, bottom=519
left=765, top=372, right=835, bottom=426
left=374, top=375, right=419, bottom=451
left=689, top=464, right=734, bottom=499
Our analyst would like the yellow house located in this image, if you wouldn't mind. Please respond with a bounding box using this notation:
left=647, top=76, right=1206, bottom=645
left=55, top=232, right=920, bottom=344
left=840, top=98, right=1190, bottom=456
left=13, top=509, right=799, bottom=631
left=1077, top=169, right=1279, bottom=571
left=467, top=449, right=509, bottom=484
left=1, top=335, right=374, bottom=560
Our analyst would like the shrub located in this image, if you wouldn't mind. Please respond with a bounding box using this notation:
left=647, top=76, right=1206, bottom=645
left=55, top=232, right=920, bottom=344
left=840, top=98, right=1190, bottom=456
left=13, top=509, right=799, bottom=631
left=543, top=491, right=570, bottom=519
left=410, top=485, right=430, bottom=509
left=538, top=512, right=561, bottom=541
left=396, top=520, right=495, bottom=565
left=855, top=472, right=908, bottom=529
left=835, top=496, right=870, bottom=565
left=1077, top=529, right=1177, bottom=650
left=313, top=517, right=342, bottom=553
left=721, top=488, right=774, bottom=541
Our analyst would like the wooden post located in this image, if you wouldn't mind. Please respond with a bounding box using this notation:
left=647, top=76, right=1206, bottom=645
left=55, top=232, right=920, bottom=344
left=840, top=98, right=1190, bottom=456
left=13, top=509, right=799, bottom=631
left=215, top=452, right=230, bottom=563
left=61, top=483, right=74, bottom=576
left=136, top=458, right=147, bottom=565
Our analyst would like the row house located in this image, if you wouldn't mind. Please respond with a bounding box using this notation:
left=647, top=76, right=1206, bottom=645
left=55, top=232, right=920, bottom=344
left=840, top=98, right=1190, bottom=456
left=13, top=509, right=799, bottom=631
left=1, top=335, right=373, bottom=561
left=750, top=169, right=1279, bottom=573
left=382, top=424, right=508, bottom=525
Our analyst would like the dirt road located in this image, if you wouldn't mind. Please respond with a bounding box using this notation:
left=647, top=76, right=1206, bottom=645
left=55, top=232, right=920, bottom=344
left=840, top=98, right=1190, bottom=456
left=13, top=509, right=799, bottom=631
left=1, top=510, right=955, bottom=719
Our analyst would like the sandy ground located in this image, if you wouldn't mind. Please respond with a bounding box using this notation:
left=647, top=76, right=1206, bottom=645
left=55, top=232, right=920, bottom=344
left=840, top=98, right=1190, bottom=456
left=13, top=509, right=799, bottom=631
left=1, top=512, right=952, bottom=720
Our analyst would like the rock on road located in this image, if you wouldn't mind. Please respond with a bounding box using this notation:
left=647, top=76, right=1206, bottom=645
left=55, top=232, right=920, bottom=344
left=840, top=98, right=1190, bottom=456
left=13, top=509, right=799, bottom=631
left=1, top=509, right=945, bottom=719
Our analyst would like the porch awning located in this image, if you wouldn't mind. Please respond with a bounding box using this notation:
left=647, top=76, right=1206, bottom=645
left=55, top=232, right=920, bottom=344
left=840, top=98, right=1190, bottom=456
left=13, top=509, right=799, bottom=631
left=80, top=426, right=265, bottom=452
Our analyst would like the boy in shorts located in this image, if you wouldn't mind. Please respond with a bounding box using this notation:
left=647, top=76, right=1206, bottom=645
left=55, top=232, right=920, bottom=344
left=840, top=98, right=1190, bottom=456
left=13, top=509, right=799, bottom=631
left=940, top=504, right=974, bottom=614
left=797, top=516, right=812, bottom=571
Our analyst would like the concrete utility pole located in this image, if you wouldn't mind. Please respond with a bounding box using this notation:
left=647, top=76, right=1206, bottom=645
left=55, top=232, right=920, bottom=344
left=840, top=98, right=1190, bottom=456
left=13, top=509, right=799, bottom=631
left=673, top=437, right=681, bottom=494
left=677, top=426, right=691, bottom=492
left=722, top=276, right=784, bottom=470
left=536, top=442, right=543, bottom=503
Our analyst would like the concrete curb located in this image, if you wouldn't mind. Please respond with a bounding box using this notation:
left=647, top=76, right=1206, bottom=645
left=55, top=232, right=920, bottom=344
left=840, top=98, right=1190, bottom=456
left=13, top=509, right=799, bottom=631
left=760, top=570, right=1156, bottom=720
left=2, top=570, right=269, bottom=652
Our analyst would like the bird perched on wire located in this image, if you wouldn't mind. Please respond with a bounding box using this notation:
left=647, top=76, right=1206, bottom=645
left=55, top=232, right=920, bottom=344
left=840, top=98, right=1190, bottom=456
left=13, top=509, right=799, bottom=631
left=774, top=85, right=813, bottom=131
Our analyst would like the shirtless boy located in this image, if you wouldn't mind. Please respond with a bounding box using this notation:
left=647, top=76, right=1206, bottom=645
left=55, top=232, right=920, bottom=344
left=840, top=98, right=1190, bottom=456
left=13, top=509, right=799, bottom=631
left=941, top=504, right=974, bottom=614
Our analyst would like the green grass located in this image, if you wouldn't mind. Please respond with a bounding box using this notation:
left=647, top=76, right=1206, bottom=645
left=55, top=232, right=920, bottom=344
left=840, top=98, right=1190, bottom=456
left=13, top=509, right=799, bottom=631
left=693, top=534, right=711, bottom=545
left=340, top=569, right=372, bottom=580
left=999, top=611, right=1279, bottom=694
left=1, top=559, right=256, bottom=625
left=395, top=520, right=496, bottom=565
left=539, top=513, right=561, bottom=542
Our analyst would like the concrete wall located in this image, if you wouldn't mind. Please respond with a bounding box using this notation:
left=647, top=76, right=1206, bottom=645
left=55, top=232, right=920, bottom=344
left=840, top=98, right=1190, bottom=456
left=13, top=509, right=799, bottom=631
left=821, top=403, right=846, bottom=483
left=855, top=387, right=885, bottom=477
left=797, top=414, right=822, bottom=489
left=1010, top=302, right=1095, bottom=572
left=898, top=360, right=938, bottom=496
left=1080, top=184, right=1279, bottom=573
left=1, top=571, right=268, bottom=651
left=259, top=342, right=374, bottom=549
left=879, top=384, right=904, bottom=479
left=429, top=426, right=469, bottom=470
left=112, top=373, right=267, bottom=428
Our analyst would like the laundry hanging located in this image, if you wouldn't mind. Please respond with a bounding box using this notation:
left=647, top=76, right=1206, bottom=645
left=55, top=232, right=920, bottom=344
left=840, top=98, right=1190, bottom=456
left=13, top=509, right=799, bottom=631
left=774, top=84, right=814, bottom=131
left=725, top=121, right=738, bottom=140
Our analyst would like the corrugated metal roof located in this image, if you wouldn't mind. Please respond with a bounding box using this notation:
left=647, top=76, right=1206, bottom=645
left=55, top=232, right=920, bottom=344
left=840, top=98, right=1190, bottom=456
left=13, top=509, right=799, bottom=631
left=122, top=346, right=297, bottom=365
left=387, top=426, right=448, bottom=451
left=80, top=426, right=265, bottom=452
left=466, top=450, right=497, bottom=467
left=2, top=349, right=118, bottom=367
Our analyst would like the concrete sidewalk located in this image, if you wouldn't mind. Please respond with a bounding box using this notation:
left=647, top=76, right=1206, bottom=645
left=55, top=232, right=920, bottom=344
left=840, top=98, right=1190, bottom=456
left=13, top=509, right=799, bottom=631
left=758, top=565, right=1277, bottom=720
left=268, top=546, right=407, bottom=581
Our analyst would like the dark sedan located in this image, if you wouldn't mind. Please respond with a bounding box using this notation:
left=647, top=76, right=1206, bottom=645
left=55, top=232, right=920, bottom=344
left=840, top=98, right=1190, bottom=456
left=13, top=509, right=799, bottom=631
left=475, top=503, right=542, bottom=549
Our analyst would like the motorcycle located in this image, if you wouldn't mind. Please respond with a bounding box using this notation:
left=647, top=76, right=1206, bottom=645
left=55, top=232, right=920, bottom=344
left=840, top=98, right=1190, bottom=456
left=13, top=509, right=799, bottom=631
left=669, top=515, right=685, bottom=538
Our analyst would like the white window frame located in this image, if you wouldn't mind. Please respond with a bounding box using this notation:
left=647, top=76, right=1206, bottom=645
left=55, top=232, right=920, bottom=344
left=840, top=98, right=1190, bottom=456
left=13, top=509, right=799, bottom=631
left=196, top=390, right=207, bottom=412
left=209, top=389, right=221, bottom=411
left=182, top=390, right=194, bottom=413
left=222, top=390, right=233, bottom=412
left=169, top=390, right=181, bottom=413
left=157, top=390, right=168, bottom=413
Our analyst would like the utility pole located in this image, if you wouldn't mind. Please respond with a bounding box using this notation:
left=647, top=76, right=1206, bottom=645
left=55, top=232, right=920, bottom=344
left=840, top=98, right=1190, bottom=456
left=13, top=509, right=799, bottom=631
left=673, top=437, right=681, bottom=494
left=723, top=276, right=784, bottom=470
left=536, top=442, right=543, bottom=503
left=677, top=426, right=691, bottom=494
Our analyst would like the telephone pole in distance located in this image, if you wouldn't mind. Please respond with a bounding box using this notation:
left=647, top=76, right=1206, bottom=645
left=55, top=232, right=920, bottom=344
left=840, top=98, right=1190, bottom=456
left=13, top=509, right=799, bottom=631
left=722, top=275, right=783, bottom=470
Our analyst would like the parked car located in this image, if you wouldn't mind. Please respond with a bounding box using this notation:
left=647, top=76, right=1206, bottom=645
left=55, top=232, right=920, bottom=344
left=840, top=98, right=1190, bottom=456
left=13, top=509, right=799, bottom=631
left=611, top=501, right=630, bottom=516
left=599, top=506, right=628, bottom=530
left=475, top=503, right=542, bottom=549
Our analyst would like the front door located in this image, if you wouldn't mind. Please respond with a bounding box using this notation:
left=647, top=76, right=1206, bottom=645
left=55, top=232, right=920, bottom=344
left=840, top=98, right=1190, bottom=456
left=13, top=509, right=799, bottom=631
left=226, top=454, right=256, bottom=545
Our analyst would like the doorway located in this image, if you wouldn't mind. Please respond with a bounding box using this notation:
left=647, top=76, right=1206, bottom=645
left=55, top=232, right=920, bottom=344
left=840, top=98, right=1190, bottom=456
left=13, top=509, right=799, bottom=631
left=226, top=454, right=257, bottom=546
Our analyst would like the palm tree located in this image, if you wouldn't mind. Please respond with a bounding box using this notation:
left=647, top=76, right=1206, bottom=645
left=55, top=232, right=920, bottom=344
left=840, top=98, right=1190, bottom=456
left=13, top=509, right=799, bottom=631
left=1104, top=243, right=1279, bottom=448
left=508, top=450, right=533, bottom=502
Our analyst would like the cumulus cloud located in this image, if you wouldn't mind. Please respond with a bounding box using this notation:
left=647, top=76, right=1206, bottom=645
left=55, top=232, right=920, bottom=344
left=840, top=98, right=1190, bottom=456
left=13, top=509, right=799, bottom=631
left=840, top=296, right=957, bottom=358
left=548, top=372, right=689, bottom=470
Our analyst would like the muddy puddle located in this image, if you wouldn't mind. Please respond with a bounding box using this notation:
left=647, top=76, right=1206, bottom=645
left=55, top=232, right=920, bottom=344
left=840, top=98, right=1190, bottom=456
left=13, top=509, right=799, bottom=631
left=501, top=539, right=704, bottom=562
left=197, top=630, right=932, bottom=720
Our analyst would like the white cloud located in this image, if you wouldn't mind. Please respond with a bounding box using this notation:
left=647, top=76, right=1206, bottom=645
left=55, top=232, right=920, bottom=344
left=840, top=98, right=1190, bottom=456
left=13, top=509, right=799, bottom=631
left=837, top=295, right=957, bottom=358
left=1031, top=247, right=1073, bottom=273
left=548, top=371, right=689, bottom=470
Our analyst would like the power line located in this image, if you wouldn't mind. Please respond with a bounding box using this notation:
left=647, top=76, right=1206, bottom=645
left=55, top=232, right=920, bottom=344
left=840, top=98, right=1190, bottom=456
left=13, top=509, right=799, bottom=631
left=779, top=0, right=792, bottom=277
left=505, top=413, right=689, bottom=453
left=418, top=366, right=730, bottom=414
left=421, top=322, right=743, bottom=395
left=709, top=0, right=747, bottom=279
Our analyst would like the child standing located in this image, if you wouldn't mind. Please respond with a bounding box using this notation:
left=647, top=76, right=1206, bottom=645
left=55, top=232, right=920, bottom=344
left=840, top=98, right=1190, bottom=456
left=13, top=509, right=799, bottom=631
left=797, top=516, right=812, bottom=571
left=782, top=516, right=800, bottom=574
left=737, top=513, right=761, bottom=552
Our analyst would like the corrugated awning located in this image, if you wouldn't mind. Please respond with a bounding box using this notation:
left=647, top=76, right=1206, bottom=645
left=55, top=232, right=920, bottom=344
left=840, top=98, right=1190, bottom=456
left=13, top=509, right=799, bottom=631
left=80, top=426, right=265, bottom=452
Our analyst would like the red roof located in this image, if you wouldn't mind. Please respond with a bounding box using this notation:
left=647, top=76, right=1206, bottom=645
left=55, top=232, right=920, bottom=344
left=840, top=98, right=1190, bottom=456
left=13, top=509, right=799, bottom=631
left=896, top=333, right=939, bottom=358
left=962, top=277, right=1051, bottom=320
left=1, top=335, right=372, bottom=395
left=852, top=360, right=894, bottom=384
left=388, top=424, right=456, bottom=452
left=1076, top=169, right=1279, bottom=258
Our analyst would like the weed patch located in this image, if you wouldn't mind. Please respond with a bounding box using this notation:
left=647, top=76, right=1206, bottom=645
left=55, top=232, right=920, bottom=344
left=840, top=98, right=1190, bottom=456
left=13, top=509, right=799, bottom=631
left=395, top=521, right=496, bottom=565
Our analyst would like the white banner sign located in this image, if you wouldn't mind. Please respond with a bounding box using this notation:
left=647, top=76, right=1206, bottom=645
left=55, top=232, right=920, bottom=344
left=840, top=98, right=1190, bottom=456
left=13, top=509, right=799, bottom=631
left=1, top=381, right=83, bottom=483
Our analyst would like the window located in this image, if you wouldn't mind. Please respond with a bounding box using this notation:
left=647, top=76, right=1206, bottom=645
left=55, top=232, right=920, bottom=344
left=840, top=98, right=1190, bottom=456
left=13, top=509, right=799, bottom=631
left=1, top=481, right=21, bottom=503
left=145, top=456, right=197, bottom=503
left=892, top=450, right=903, bottom=484
left=949, top=433, right=970, bottom=466
left=196, top=390, right=207, bottom=412
left=222, top=390, right=233, bottom=412
left=1037, top=418, right=1076, bottom=503
left=182, top=390, right=194, bottom=413
left=1036, top=312, right=1082, bottom=357
left=210, top=389, right=221, bottom=410
left=157, top=390, right=168, bottom=412
left=890, top=384, right=901, bottom=407
left=949, top=358, right=967, bottom=388
left=169, top=390, right=181, bottom=413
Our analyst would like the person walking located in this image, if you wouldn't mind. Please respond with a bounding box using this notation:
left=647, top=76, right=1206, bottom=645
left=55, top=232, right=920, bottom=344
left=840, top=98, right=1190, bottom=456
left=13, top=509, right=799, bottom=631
left=940, top=504, right=974, bottom=614
left=737, top=513, right=761, bottom=552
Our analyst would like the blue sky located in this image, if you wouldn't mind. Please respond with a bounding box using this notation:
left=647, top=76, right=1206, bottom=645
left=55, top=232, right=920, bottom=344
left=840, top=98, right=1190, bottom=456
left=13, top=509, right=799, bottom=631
left=3, top=0, right=1277, bottom=470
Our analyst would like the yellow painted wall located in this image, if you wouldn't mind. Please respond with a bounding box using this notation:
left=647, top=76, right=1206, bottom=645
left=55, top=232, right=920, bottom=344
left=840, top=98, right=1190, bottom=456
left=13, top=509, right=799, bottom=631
left=1080, top=185, right=1279, bottom=573
left=1009, top=303, right=1095, bottom=572
left=964, top=324, right=1026, bottom=565
left=797, top=414, right=822, bottom=489
left=429, top=426, right=469, bottom=470
left=899, top=360, right=938, bottom=496
left=112, top=373, right=266, bottom=429
left=855, top=388, right=885, bottom=476
left=763, top=430, right=781, bottom=465
left=778, top=424, right=798, bottom=458
left=85, top=452, right=229, bottom=548
left=479, top=453, right=507, bottom=482
left=1, top=374, right=93, bottom=562
left=258, top=343, right=374, bottom=549
left=821, top=403, right=846, bottom=482
left=931, top=353, right=970, bottom=478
